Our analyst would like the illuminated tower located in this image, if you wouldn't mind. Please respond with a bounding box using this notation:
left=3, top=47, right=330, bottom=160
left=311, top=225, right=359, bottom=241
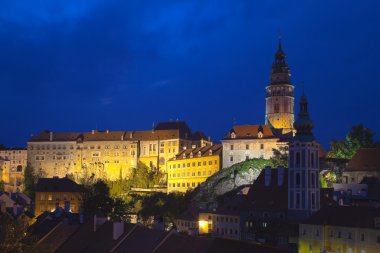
left=265, top=38, right=295, bottom=134
left=288, top=92, right=320, bottom=219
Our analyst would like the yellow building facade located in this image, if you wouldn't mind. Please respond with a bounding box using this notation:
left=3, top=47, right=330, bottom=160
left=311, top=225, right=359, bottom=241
left=299, top=206, right=380, bottom=253
left=0, top=149, right=27, bottom=191
left=167, top=144, right=222, bottom=193
left=27, top=122, right=209, bottom=182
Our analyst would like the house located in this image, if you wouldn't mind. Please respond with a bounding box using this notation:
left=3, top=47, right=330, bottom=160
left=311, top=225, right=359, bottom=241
left=342, top=148, right=380, bottom=184
left=35, top=177, right=84, bottom=217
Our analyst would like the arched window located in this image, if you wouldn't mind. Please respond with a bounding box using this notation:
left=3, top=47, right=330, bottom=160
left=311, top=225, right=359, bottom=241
left=311, top=152, right=315, bottom=168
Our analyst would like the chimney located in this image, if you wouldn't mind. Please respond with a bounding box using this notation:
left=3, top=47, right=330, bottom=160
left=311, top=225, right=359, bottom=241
left=50, top=131, right=53, bottom=141
left=92, top=130, right=95, bottom=135
left=130, top=132, right=133, bottom=138
left=121, top=134, right=124, bottom=141
left=106, top=130, right=109, bottom=134
left=264, top=166, right=272, bottom=187
left=113, top=221, right=124, bottom=240
left=277, top=166, right=285, bottom=186
left=94, top=214, right=107, bottom=232
left=208, top=136, right=211, bottom=142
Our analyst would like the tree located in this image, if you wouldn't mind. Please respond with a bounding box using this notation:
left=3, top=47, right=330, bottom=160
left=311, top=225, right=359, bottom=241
left=0, top=214, right=30, bottom=253
left=23, top=164, right=36, bottom=199
left=138, top=191, right=193, bottom=225
left=320, top=170, right=337, bottom=188
left=84, top=180, right=131, bottom=222
left=328, top=124, right=376, bottom=159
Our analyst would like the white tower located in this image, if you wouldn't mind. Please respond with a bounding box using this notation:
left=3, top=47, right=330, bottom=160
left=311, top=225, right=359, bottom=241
left=265, top=38, right=295, bottom=134
left=288, top=92, right=320, bottom=219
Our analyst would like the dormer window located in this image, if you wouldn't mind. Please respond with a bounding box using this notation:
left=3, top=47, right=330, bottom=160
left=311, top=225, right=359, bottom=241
left=198, top=151, right=201, bottom=157
left=190, top=153, right=193, bottom=158
left=258, top=132, right=263, bottom=138
left=183, top=154, right=186, bottom=159
left=209, top=149, right=213, bottom=155
left=231, top=132, right=236, bottom=139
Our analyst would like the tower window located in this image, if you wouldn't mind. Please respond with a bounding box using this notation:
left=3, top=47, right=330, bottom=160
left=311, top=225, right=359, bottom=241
left=274, top=103, right=280, bottom=113
left=296, top=173, right=300, bottom=187
left=296, top=152, right=301, bottom=168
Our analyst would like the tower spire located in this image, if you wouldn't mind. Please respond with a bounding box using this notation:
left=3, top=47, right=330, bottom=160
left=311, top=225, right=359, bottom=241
left=293, top=88, right=314, bottom=142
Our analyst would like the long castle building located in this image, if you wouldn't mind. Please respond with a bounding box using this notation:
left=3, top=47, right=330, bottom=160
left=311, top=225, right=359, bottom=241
left=27, top=121, right=210, bottom=181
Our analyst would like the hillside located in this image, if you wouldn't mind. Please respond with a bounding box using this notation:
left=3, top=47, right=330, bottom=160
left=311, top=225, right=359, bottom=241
left=192, top=158, right=284, bottom=204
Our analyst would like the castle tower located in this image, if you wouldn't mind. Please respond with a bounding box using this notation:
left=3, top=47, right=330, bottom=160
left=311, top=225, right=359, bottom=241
left=288, top=91, right=320, bottom=219
left=265, top=38, right=295, bottom=134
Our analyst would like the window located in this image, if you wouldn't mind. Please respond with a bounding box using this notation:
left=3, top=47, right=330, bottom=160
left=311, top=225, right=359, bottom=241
left=230, top=145, right=234, bottom=150
left=260, top=144, right=264, bottom=150
left=377, top=236, right=380, bottom=243
left=246, top=144, right=249, bottom=150
left=230, top=156, right=233, bottom=162
left=246, top=155, right=249, bottom=161
left=361, top=233, right=365, bottom=241
left=296, top=173, right=300, bottom=186
left=296, top=152, right=300, bottom=167
left=274, top=103, right=280, bottom=113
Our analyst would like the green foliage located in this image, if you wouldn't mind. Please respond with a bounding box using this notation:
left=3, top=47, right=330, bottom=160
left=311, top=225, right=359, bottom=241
left=138, top=191, right=193, bottom=224
left=0, top=214, right=30, bottom=253
left=23, top=164, right=36, bottom=199
left=131, top=162, right=164, bottom=188
left=320, top=170, right=337, bottom=188
left=328, top=124, right=375, bottom=159
left=84, top=180, right=131, bottom=222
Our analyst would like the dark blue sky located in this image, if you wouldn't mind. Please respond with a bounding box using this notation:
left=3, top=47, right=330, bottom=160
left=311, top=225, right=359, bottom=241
left=1, top=0, right=379, bottom=149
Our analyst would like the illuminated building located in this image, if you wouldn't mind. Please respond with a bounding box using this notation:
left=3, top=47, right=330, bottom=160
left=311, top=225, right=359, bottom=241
left=0, top=148, right=27, bottom=192
left=222, top=40, right=295, bottom=169
left=299, top=206, right=380, bottom=253
left=167, top=144, right=222, bottom=193
left=265, top=38, right=295, bottom=135
left=198, top=191, right=245, bottom=240
left=221, top=125, right=285, bottom=168
left=34, top=177, right=84, bottom=217
left=27, top=121, right=209, bottom=181
left=342, top=148, right=380, bottom=184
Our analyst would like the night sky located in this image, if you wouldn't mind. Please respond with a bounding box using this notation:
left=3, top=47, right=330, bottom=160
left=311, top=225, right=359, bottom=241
left=1, top=0, right=379, bottom=149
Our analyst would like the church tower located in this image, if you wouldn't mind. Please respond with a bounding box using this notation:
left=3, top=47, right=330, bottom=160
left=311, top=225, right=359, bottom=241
left=265, top=38, right=295, bottom=134
left=288, top=92, right=320, bottom=219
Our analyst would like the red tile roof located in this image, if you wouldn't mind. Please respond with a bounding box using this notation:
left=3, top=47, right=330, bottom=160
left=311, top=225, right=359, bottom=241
left=242, top=168, right=288, bottom=212
left=170, top=144, right=222, bottom=161
left=345, top=148, right=380, bottom=172
left=223, top=125, right=276, bottom=140
left=304, top=205, right=380, bottom=229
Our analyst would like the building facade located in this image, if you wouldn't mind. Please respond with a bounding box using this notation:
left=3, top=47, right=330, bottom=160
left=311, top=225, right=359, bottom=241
left=167, top=144, right=222, bottom=193
left=221, top=125, right=284, bottom=168
left=0, top=148, right=27, bottom=192
left=265, top=38, right=295, bottom=135
left=342, top=148, right=380, bottom=184
left=27, top=121, right=209, bottom=181
left=299, top=206, right=380, bottom=253
left=35, top=177, right=84, bottom=217
left=288, top=93, right=320, bottom=219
